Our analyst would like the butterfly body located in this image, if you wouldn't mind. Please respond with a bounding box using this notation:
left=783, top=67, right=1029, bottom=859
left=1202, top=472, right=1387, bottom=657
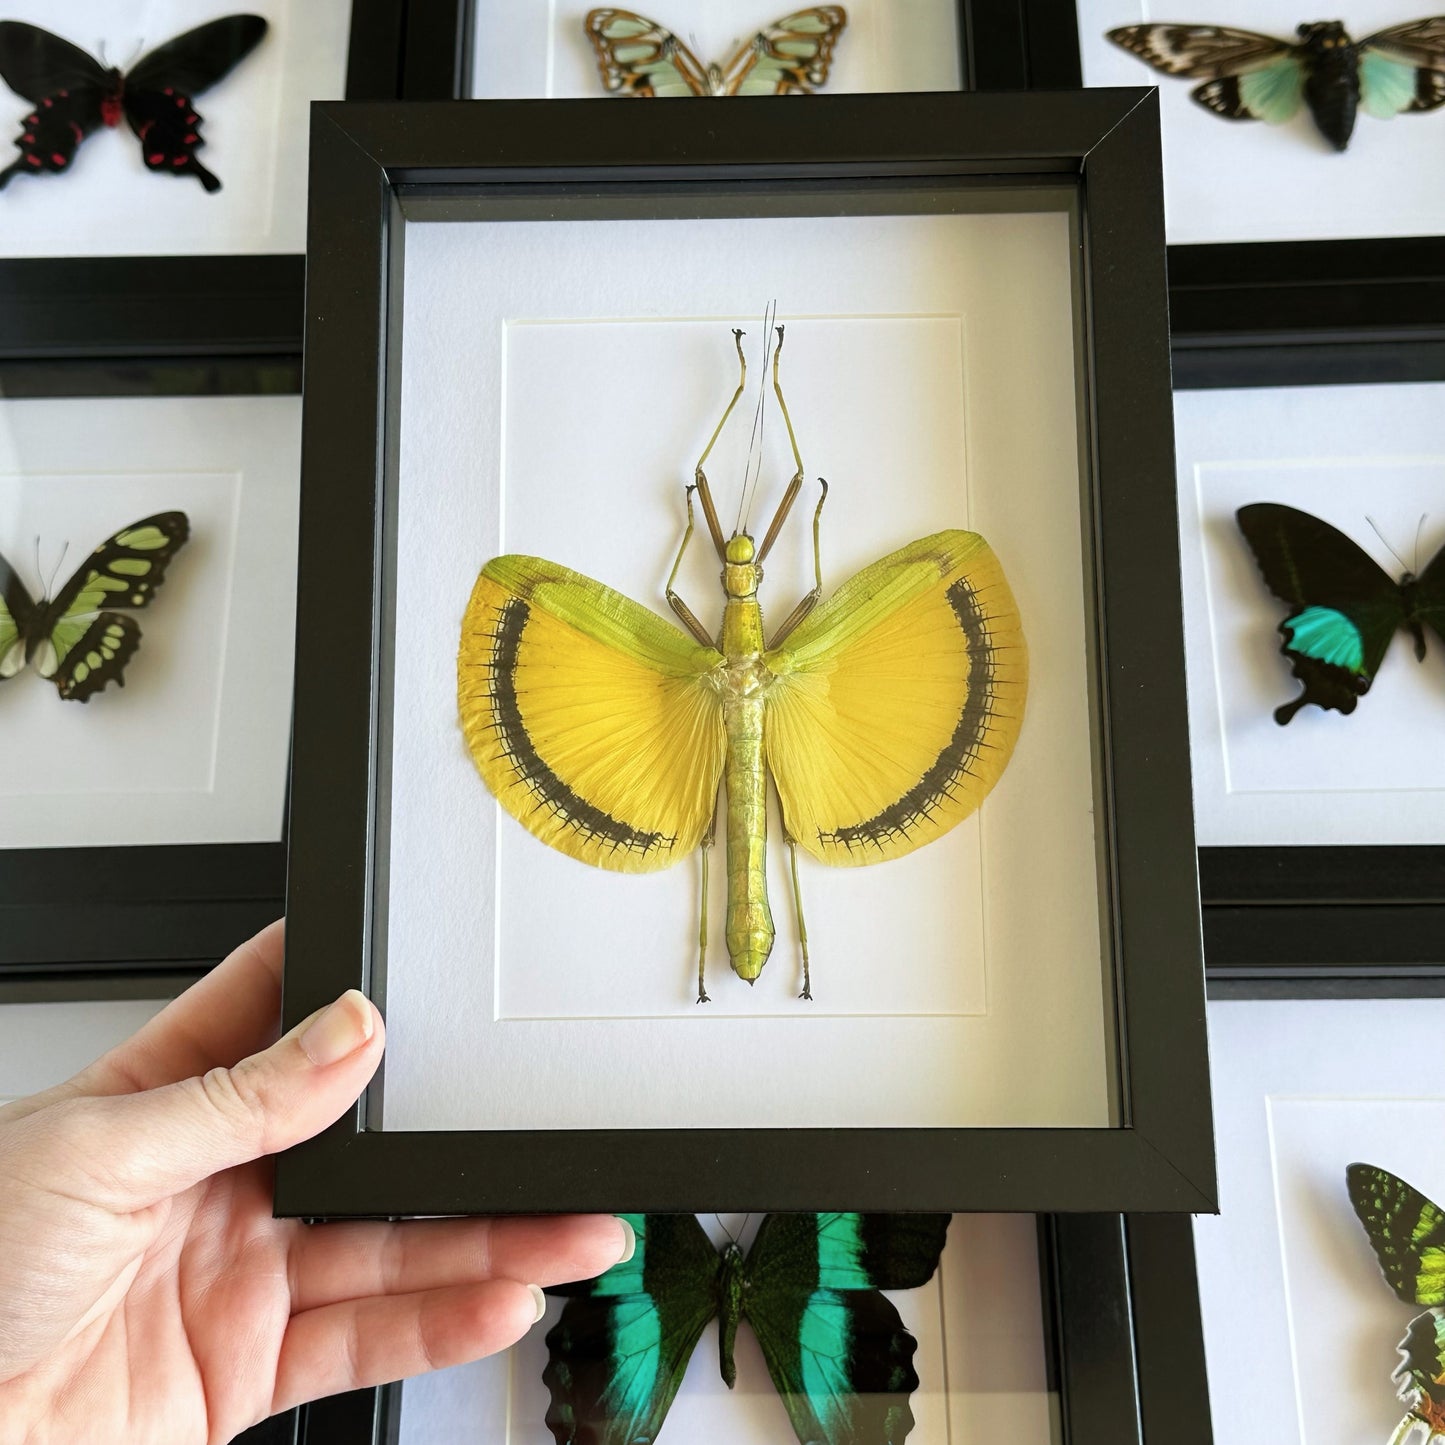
left=0, top=16, right=267, bottom=192
left=1107, top=16, right=1445, bottom=150
left=584, top=8, right=847, bottom=97
left=543, top=1212, right=950, bottom=1445
left=0, top=512, right=188, bottom=702
left=1235, top=502, right=1445, bottom=724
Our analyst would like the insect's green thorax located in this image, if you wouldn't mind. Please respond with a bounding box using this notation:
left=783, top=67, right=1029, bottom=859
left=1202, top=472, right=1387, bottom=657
left=716, top=1239, right=745, bottom=1388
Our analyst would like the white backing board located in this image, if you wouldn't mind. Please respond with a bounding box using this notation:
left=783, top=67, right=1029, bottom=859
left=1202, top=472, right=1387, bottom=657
left=0, top=0, right=350, bottom=257
left=1078, top=0, right=1445, bottom=243
left=380, top=204, right=1110, bottom=1132
left=471, top=1, right=962, bottom=98
left=1198, top=998, right=1445, bottom=1445
left=398, top=1213, right=1053, bottom=1445
left=1175, top=382, right=1445, bottom=847
left=0, top=395, right=301, bottom=849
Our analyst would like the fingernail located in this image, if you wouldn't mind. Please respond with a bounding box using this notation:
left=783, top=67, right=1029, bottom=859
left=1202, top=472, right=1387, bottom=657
left=528, top=1284, right=547, bottom=1323
left=299, top=990, right=375, bottom=1066
left=616, top=1217, right=636, bottom=1263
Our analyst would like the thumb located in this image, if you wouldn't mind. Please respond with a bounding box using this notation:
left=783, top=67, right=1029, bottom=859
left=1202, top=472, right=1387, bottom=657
left=76, top=990, right=383, bottom=1210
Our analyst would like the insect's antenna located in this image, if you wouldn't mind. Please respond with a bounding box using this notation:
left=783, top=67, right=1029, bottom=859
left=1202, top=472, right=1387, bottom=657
left=32, top=535, right=42, bottom=598
left=120, top=38, right=144, bottom=71
left=735, top=300, right=775, bottom=536
left=1415, top=513, right=1428, bottom=574
left=44, top=540, right=69, bottom=602
left=713, top=1213, right=740, bottom=1246
left=1365, top=514, right=1411, bottom=574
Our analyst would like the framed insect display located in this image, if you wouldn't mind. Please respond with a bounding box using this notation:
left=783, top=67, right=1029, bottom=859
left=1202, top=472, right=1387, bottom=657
left=1196, top=993, right=1445, bottom=1444
left=398, top=0, right=1082, bottom=100
left=1171, top=310, right=1445, bottom=988
left=286, top=1215, right=1207, bottom=1445
left=1079, top=1, right=1445, bottom=246
left=0, top=356, right=300, bottom=1003
left=0, top=0, right=407, bottom=358
left=277, top=88, right=1211, bottom=1215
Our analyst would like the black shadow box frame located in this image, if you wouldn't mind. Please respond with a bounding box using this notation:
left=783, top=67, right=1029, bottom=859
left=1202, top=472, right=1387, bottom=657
left=399, top=0, right=1082, bottom=99
left=1171, top=308, right=1445, bottom=997
left=0, top=355, right=299, bottom=1005
left=277, top=87, right=1213, bottom=1216
left=0, top=0, right=408, bottom=362
left=234, top=1213, right=1210, bottom=1445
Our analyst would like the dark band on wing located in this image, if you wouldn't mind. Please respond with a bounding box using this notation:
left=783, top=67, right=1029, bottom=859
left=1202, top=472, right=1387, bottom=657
left=485, top=597, right=671, bottom=856
left=818, top=576, right=1003, bottom=853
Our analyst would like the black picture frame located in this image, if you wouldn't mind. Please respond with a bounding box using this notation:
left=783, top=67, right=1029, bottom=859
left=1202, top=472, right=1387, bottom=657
left=1169, top=291, right=1445, bottom=996
left=400, top=0, right=1081, bottom=99
left=0, top=1, right=408, bottom=362
left=0, top=355, right=299, bottom=1004
left=278, top=87, right=1212, bottom=1216
left=243, top=1214, right=1209, bottom=1445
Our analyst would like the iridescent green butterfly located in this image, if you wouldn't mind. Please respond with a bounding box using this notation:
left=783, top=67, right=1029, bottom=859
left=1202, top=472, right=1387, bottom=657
left=0, top=511, right=189, bottom=701
left=1108, top=18, right=1445, bottom=150
left=1236, top=502, right=1445, bottom=724
left=1348, top=1163, right=1445, bottom=1444
left=542, top=1212, right=949, bottom=1445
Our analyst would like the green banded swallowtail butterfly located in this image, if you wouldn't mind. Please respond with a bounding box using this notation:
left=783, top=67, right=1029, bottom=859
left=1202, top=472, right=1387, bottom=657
left=543, top=1212, right=949, bottom=1444
left=0, top=511, right=189, bottom=701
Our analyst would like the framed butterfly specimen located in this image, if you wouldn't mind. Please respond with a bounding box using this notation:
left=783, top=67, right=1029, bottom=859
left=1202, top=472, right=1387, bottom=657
left=1236, top=501, right=1445, bottom=724
left=459, top=326, right=1026, bottom=1003
left=0, top=511, right=189, bottom=701
left=1107, top=18, right=1445, bottom=150
left=0, top=16, right=267, bottom=192
left=543, top=1212, right=949, bottom=1445
left=1349, top=1163, right=1445, bottom=1444
left=583, top=7, right=847, bottom=96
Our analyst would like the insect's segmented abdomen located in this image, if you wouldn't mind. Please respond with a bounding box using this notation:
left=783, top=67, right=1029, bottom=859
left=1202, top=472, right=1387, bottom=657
left=1304, top=47, right=1359, bottom=149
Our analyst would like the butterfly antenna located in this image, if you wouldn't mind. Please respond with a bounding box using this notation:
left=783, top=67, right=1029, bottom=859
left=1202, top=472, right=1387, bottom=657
left=1416, top=513, right=1428, bottom=575
left=735, top=300, right=776, bottom=536
left=1365, top=514, right=1411, bottom=575
left=44, top=540, right=69, bottom=602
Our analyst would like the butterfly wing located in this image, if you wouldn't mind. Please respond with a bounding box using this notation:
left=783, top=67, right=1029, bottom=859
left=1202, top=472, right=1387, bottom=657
left=1392, top=1309, right=1445, bottom=1440
left=721, top=8, right=849, bottom=96
left=1236, top=503, right=1407, bottom=724
left=122, top=15, right=267, bottom=192
left=763, top=530, right=1025, bottom=866
left=544, top=1214, right=721, bottom=1445
left=743, top=1213, right=950, bottom=1445
left=583, top=10, right=711, bottom=96
left=458, top=555, right=726, bottom=872
left=31, top=512, right=189, bottom=702
left=1348, top=1164, right=1445, bottom=1307
left=0, top=550, right=37, bottom=680
left=0, top=22, right=109, bottom=189
left=1413, top=542, right=1445, bottom=655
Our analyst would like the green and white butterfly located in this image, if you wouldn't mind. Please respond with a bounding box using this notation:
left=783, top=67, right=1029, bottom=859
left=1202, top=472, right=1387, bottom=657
left=1348, top=1163, right=1445, bottom=1443
left=0, top=511, right=189, bottom=702
left=584, top=7, right=847, bottom=96
left=543, top=1212, right=949, bottom=1445
left=1108, top=17, right=1445, bottom=150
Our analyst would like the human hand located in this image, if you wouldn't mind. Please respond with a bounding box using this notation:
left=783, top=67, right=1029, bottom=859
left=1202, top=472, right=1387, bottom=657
left=0, top=920, right=631, bottom=1445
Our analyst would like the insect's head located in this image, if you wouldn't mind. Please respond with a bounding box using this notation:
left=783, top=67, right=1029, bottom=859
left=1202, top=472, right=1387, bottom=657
left=1295, top=20, right=1350, bottom=50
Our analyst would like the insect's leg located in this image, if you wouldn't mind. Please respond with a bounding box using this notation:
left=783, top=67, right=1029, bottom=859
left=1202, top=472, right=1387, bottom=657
left=696, top=810, right=718, bottom=1004
left=665, top=485, right=718, bottom=647
left=766, top=479, right=830, bottom=649
left=756, top=325, right=806, bottom=563
left=694, top=328, right=746, bottom=561
left=785, top=834, right=813, bottom=1001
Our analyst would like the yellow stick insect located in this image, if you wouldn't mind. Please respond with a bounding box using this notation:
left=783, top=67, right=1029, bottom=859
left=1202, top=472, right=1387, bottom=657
left=458, top=326, right=1027, bottom=1002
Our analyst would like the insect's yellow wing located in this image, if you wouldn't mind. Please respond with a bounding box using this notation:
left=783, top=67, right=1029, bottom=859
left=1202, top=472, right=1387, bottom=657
left=764, top=529, right=1026, bottom=866
left=458, top=555, right=726, bottom=873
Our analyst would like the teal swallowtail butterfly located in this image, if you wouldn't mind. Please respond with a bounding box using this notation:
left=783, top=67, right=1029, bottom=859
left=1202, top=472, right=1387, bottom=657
left=584, top=8, right=847, bottom=96
left=0, top=16, right=267, bottom=192
left=1107, top=17, right=1445, bottom=150
left=1235, top=502, right=1445, bottom=724
left=1348, top=1164, right=1445, bottom=1442
left=0, top=511, right=189, bottom=702
left=542, top=1212, right=950, bottom=1445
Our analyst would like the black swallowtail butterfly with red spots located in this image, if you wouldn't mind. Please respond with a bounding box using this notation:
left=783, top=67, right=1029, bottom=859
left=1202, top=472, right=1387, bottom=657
left=0, top=15, right=266, bottom=193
